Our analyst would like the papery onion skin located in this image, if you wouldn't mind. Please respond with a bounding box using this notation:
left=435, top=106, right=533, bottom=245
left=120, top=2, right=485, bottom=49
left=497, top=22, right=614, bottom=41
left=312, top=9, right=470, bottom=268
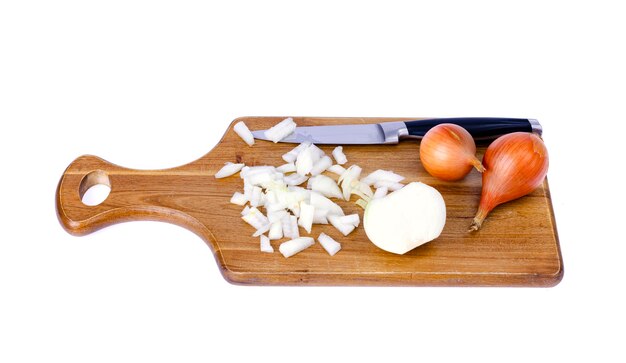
left=419, top=124, right=485, bottom=181
left=470, top=132, right=549, bottom=231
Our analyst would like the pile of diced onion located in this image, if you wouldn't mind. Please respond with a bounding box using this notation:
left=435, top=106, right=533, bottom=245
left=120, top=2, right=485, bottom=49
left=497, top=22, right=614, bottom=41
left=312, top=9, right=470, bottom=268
left=216, top=119, right=406, bottom=258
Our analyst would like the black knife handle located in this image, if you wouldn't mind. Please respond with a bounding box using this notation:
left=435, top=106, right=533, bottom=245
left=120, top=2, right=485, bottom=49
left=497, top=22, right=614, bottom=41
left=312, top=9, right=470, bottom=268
left=404, top=117, right=540, bottom=141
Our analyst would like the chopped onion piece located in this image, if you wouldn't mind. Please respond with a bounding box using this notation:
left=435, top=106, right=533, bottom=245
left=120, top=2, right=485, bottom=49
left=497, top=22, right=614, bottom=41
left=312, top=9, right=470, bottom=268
left=308, top=144, right=326, bottom=160
left=285, top=187, right=311, bottom=207
left=253, top=223, right=271, bottom=237
left=374, top=180, right=405, bottom=191
left=266, top=202, right=287, bottom=213
left=339, top=165, right=363, bottom=200
left=281, top=215, right=293, bottom=239
left=279, top=237, right=315, bottom=258
left=328, top=215, right=356, bottom=236
left=308, top=175, right=343, bottom=199
left=295, top=145, right=315, bottom=175
left=318, top=233, right=341, bottom=256
left=312, top=208, right=329, bottom=224
left=361, top=169, right=405, bottom=186
left=268, top=222, right=283, bottom=240
left=283, top=142, right=311, bottom=163
left=350, top=181, right=374, bottom=199
left=249, top=186, right=263, bottom=207
left=265, top=190, right=278, bottom=204
left=243, top=179, right=252, bottom=199
left=339, top=214, right=360, bottom=227
left=247, top=171, right=275, bottom=187
left=241, top=205, right=251, bottom=216
left=230, top=192, right=248, bottom=206
left=233, top=121, right=255, bottom=146
left=241, top=166, right=275, bottom=179
left=288, top=203, right=300, bottom=218
left=290, top=215, right=300, bottom=238
left=298, top=201, right=315, bottom=234
left=338, top=165, right=362, bottom=184
left=309, top=192, right=345, bottom=216
left=310, top=156, right=333, bottom=176
left=327, top=164, right=346, bottom=176
left=268, top=210, right=288, bottom=223
left=264, top=117, right=297, bottom=143
left=373, top=186, right=388, bottom=199
left=276, top=163, right=297, bottom=173
left=284, top=173, right=308, bottom=186
left=260, top=235, right=274, bottom=253
left=332, top=146, right=347, bottom=165
left=242, top=207, right=269, bottom=230
left=215, top=163, right=245, bottom=179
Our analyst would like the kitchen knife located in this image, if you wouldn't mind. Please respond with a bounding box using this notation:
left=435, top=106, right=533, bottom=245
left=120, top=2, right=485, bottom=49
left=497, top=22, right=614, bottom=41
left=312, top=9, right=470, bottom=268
left=252, top=117, right=542, bottom=144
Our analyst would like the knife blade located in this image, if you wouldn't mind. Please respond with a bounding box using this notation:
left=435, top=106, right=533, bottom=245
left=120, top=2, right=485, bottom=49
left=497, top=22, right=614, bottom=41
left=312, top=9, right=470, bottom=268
left=251, top=117, right=542, bottom=145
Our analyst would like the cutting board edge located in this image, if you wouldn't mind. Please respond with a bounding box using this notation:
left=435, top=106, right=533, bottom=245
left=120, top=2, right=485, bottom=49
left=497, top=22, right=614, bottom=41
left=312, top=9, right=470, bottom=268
left=218, top=267, right=564, bottom=287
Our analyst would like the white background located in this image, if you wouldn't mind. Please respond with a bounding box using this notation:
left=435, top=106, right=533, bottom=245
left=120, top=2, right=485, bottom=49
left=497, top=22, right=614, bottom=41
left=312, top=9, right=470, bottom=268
left=1, top=1, right=624, bottom=362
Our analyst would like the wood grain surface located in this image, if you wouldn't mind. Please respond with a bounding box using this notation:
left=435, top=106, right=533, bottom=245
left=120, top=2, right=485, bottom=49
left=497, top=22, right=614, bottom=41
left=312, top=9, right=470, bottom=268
left=56, top=117, right=563, bottom=287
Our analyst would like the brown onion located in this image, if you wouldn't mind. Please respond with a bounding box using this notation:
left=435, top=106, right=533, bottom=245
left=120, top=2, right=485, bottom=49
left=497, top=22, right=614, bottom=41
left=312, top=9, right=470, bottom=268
left=469, top=132, right=549, bottom=231
left=419, top=124, right=485, bottom=181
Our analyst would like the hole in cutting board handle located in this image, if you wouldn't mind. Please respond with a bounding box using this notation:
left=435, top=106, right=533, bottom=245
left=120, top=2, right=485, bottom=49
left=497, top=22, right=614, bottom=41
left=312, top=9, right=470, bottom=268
left=79, top=170, right=111, bottom=206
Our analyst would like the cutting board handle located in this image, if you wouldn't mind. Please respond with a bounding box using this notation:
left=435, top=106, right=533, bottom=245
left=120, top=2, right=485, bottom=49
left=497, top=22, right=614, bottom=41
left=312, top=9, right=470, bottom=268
left=55, top=155, right=212, bottom=238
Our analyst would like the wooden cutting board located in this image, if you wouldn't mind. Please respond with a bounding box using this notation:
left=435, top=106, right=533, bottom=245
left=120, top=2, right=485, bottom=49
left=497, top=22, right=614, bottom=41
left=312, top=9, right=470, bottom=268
left=56, top=117, right=563, bottom=287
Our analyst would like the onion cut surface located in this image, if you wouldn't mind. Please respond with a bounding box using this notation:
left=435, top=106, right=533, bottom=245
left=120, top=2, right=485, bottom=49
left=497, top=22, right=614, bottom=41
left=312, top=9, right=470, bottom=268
left=364, top=182, right=446, bottom=254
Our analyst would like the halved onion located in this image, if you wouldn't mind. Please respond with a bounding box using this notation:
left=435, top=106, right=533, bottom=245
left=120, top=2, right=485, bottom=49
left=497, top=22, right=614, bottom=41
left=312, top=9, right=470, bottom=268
left=364, top=182, right=446, bottom=254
